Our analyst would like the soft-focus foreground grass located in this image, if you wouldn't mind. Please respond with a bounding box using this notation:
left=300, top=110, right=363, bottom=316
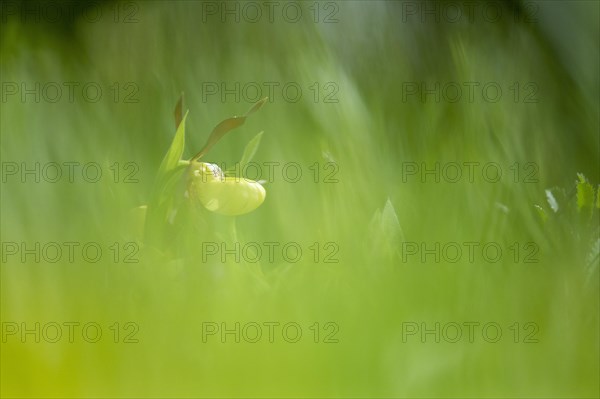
left=1, top=1, right=598, bottom=398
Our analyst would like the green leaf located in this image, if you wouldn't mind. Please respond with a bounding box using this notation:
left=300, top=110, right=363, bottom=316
left=190, top=97, right=268, bottom=162
left=191, top=116, right=246, bottom=161
left=144, top=164, right=190, bottom=246
left=174, top=92, right=184, bottom=129
left=576, top=173, right=594, bottom=212
left=155, top=164, right=189, bottom=204
left=239, top=131, right=263, bottom=170
left=596, top=185, right=600, bottom=209
left=244, top=96, right=268, bottom=116
left=158, top=110, right=189, bottom=179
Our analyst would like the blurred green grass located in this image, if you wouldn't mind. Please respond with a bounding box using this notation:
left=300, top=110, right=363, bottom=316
left=1, top=1, right=598, bottom=398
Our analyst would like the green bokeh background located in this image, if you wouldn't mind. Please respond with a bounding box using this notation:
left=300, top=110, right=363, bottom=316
left=1, top=1, right=598, bottom=397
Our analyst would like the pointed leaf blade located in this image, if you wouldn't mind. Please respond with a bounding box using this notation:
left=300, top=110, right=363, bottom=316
left=191, top=116, right=246, bottom=161
left=244, top=97, right=268, bottom=116
left=239, top=131, right=264, bottom=170
left=191, top=97, right=268, bottom=162
left=174, top=92, right=184, bottom=129
left=158, top=110, right=189, bottom=178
